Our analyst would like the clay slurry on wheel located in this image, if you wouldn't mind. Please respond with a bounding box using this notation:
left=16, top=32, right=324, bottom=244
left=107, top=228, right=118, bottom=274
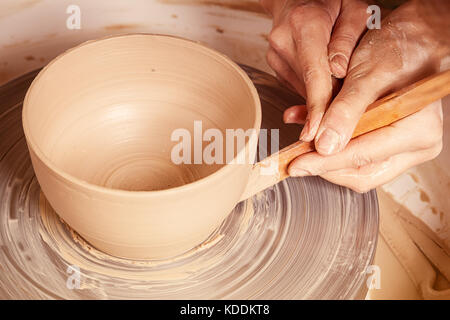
left=0, top=67, right=378, bottom=299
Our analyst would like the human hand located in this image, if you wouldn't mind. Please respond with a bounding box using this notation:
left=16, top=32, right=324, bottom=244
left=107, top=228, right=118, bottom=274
left=284, top=0, right=449, bottom=192
left=261, top=0, right=372, bottom=141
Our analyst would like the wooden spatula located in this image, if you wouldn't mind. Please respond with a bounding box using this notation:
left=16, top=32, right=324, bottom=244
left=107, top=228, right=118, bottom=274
left=240, top=69, right=450, bottom=201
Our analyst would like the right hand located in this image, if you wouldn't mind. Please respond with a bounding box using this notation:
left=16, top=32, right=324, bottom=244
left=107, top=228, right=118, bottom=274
left=261, top=0, right=372, bottom=141
left=282, top=0, right=448, bottom=192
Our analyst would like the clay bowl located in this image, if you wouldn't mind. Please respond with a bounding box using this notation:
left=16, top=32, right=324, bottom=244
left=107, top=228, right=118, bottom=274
left=23, top=34, right=261, bottom=259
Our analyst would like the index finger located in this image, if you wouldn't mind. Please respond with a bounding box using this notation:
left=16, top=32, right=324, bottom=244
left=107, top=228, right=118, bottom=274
left=289, top=3, right=338, bottom=142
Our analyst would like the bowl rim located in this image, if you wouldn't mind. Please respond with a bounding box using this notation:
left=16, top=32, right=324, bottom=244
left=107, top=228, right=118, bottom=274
left=22, top=33, right=262, bottom=197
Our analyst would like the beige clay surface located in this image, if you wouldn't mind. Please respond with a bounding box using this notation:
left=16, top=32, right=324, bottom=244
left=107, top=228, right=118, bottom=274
left=22, top=34, right=261, bottom=259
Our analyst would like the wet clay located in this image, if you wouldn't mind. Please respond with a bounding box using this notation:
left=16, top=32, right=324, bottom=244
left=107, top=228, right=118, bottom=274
left=1, top=67, right=378, bottom=299
left=22, top=34, right=261, bottom=259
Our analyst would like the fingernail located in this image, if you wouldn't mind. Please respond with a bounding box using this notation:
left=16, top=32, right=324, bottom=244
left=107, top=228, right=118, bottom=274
left=299, top=120, right=311, bottom=141
left=284, top=112, right=296, bottom=124
left=308, top=113, right=322, bottom=139
left=316, top=128, right=341, bottom=155
left=300, top=113, right=322, bottom=142
left=329, top=53, right=348, bottom=79
left=289, top=168, right=310, bottom=177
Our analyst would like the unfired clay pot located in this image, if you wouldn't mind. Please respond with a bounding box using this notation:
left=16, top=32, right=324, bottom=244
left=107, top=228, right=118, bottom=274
left=23, top=34, right=261, bottom=259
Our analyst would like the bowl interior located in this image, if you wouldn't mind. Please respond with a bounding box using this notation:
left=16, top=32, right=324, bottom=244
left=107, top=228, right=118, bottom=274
left=24, top=35, right=258, bottom=191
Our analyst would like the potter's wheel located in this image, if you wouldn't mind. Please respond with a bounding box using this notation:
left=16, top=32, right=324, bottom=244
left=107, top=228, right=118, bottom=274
left=0, top=66, right=378, bottom=299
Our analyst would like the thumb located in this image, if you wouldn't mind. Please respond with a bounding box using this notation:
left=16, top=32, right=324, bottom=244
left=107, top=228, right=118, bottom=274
left=315, top=22, right=399, bottom=156
left=328, top=0, right=370, bottom=78
left=314, top=66, right=380, bottom=155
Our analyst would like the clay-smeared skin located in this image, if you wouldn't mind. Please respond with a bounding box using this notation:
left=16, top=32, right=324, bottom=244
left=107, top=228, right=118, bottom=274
left=2, top=68, right=378, bottom=299
left=260, top=0, right=371, bottom=141
left=267, top=0, right=449, bottom=193
left=22, top=34, right=261, bottom=259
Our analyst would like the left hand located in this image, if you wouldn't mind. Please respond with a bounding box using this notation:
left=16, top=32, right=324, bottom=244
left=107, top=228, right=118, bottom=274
left=284, top=0, right=448, bottom=192
left=260, top=0, right=371, bottom=142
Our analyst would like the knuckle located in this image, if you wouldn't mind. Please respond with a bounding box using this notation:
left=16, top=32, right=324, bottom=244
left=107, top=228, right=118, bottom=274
left=427, top=141, right=443, bottom=160
left=345, top=66, right=373, bottom=84
left=268, top=27, right=290, bottom=55
left=330, top=32, right=357, bottom=50
left=267, top=27, right=282, bottom=43
left=307, top=102, right=324, bottom=113
left=302, top=65, right=322, bottom=85
left=331, top=80, right=377, bottom=118
left=289, top=4, right=333, bottom=31
left=330, top=96, right=358, bottom=121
